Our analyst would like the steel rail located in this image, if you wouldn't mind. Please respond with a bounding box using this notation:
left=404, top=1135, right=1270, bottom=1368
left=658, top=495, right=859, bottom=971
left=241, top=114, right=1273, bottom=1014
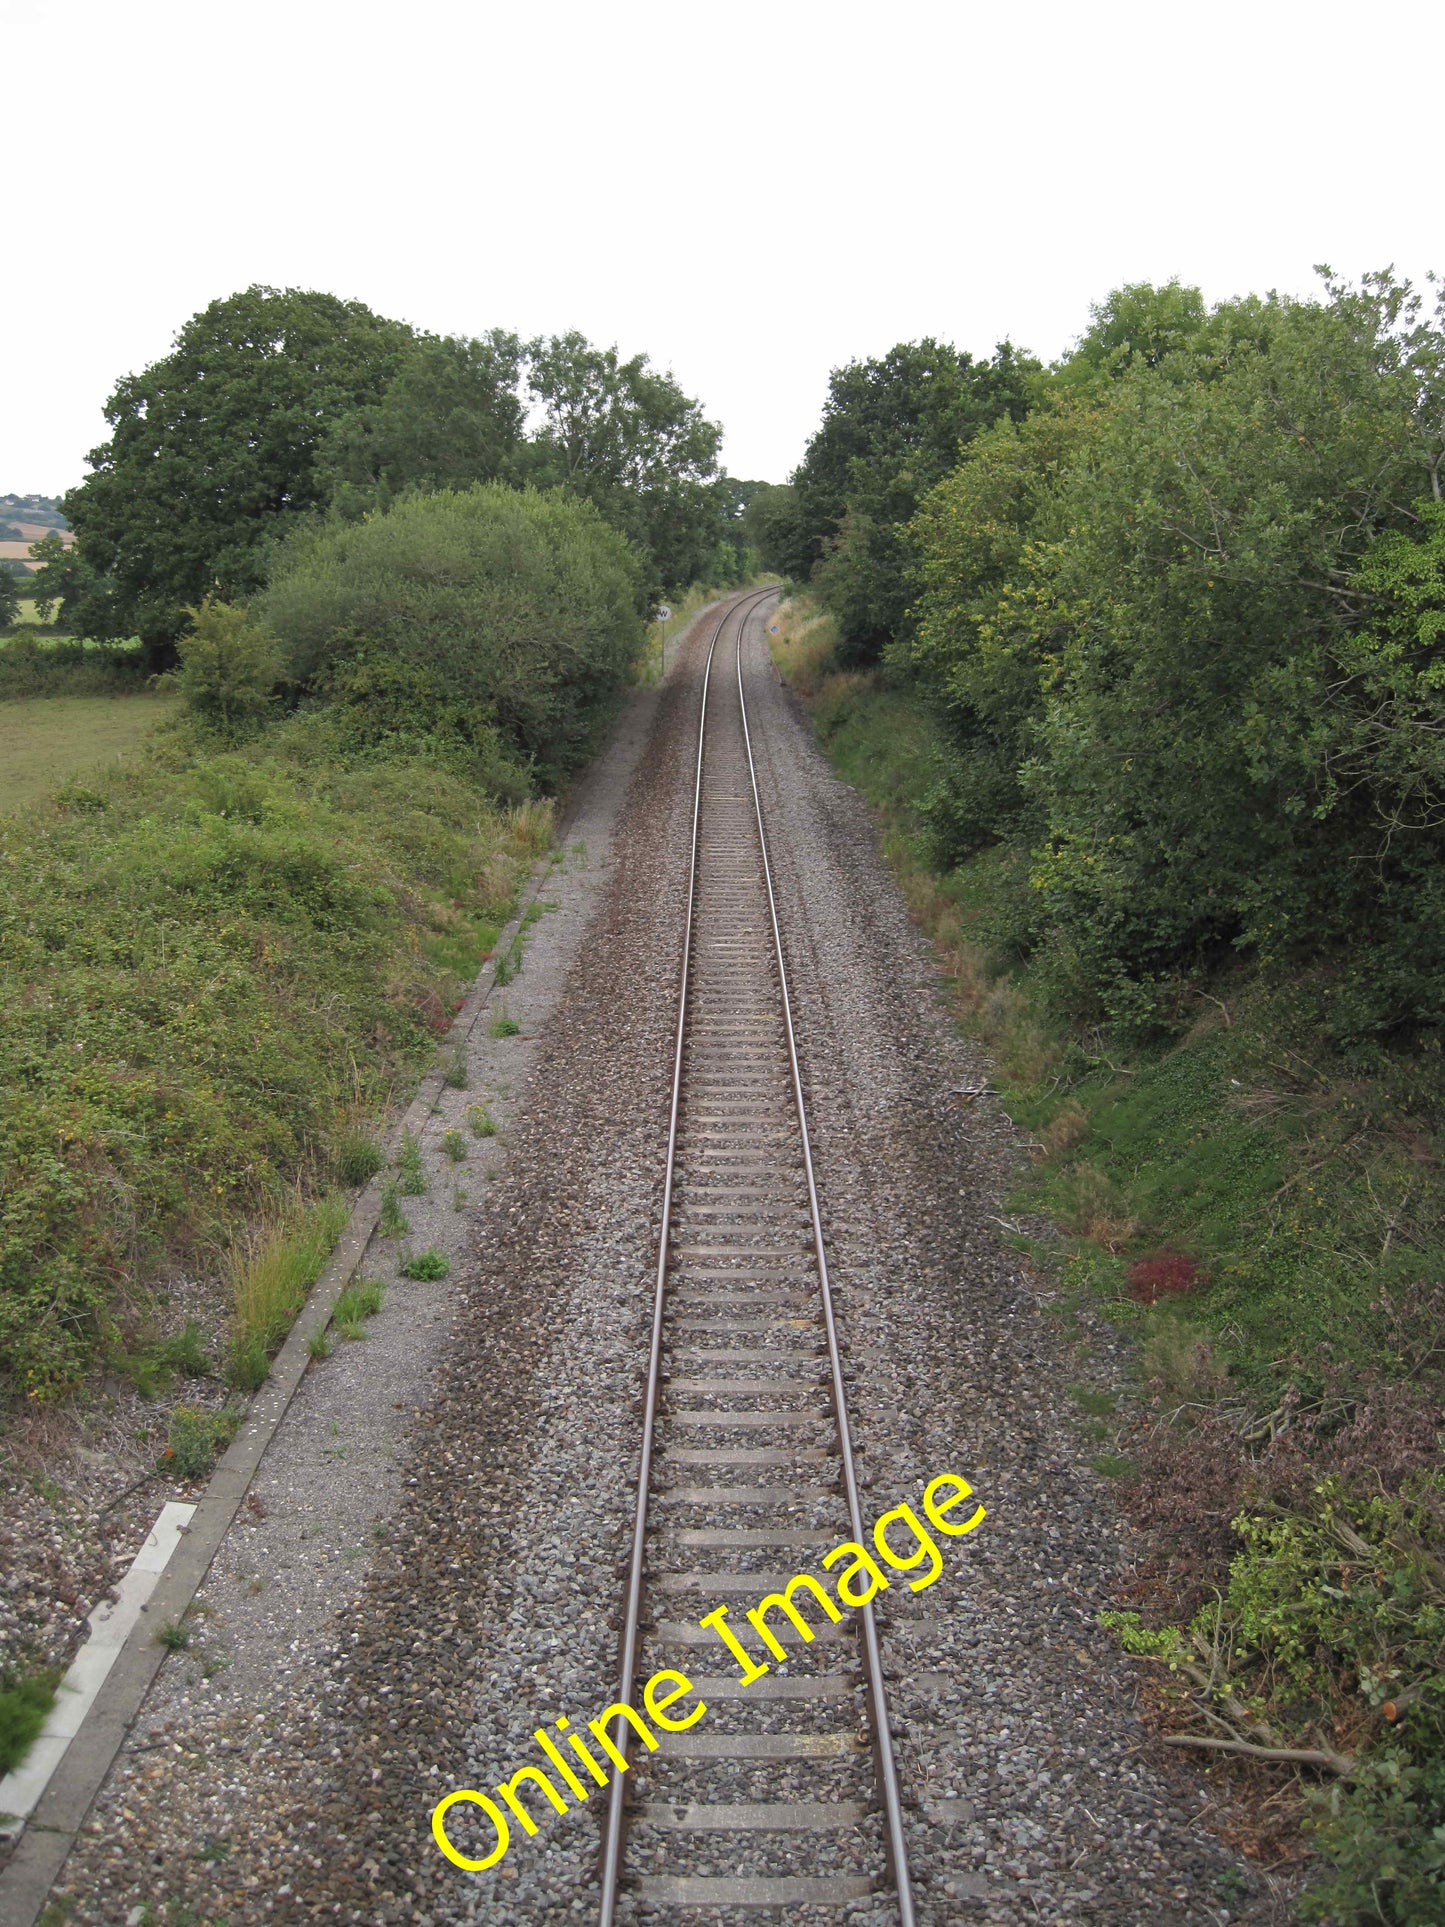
left=733, top=611, right=916, bottom=1924
left=597, top=589, right=774, bottom=1922
left=596, top=585, right=914, bottom=1924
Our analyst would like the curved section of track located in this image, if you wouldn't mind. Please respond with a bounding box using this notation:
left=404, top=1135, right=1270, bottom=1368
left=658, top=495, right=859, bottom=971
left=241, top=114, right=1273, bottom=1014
left=598, top=590, right=915, bottom=1923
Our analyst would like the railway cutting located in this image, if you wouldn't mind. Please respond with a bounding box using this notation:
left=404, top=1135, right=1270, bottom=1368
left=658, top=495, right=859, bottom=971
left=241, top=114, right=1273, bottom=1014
left=36, top=587, right=1266, bottom=1927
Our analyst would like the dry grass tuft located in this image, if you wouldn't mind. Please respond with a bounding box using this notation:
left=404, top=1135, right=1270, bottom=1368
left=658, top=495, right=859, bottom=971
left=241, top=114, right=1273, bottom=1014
left=1039, top=1102, right=1089, bottom=1159
left=227, top=1192, right=350, bottom=1380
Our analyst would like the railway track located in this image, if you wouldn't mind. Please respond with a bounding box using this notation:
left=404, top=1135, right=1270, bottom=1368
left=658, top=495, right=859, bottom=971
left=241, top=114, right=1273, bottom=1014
left=598, top=590, right=915, bottom=1922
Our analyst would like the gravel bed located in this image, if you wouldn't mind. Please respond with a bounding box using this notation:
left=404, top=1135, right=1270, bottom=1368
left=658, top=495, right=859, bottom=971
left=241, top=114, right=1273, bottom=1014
left=43, top=602, right=1293, bottom=1926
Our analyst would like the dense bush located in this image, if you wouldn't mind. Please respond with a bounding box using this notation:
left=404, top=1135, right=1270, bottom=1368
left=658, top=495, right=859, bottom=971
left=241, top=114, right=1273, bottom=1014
left=257, top=484, right=644, bottom=786
left=170, top=599, right=285, bottom=735
left=909, top=274, right=1445, bottom=1039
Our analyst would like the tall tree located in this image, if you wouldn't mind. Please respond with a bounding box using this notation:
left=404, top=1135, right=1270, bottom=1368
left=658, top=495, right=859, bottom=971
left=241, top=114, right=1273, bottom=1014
left=791, top=339, right=1038, bottom=659
left=524, top=332, right=723, bottom=596
left=319, top=331, right=526, bottom=516
left=63, top=286, right=415, bottom=661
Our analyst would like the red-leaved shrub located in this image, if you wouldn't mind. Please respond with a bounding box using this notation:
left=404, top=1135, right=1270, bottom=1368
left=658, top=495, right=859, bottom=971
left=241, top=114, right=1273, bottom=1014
left=1127, top=1250, right=1202, bottom=1304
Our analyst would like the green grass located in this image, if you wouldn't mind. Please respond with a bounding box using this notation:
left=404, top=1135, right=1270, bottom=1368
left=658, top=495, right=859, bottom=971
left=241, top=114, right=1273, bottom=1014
left=0, top=718, right=552, bottom=1398
left=400, top=1248, right=449, bottom=1281
left=0, top=694, right=175, bottom=811
left=489, top=1012, right=521, bottom=1039
left=336, top=1133, right=385, bottom=1187
left=332, top=1276, right=384, bottom=1332
left=0, top=1667, right=60, bottom=1775
left=225, top=1195, right=349, bottom=1387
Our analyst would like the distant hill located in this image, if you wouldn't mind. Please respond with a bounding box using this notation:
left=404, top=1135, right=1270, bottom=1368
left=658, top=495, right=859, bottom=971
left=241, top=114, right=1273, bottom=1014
left=1, top=493, right=68, bottom=530
left=0, top=495, right=74, bottom=573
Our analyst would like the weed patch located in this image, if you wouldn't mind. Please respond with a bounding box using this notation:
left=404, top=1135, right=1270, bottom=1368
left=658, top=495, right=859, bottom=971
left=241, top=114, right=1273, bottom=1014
left=378, top=1184, right=408, bottom=1238
left=162, top=1403, right=240, bottom=1479
left=0, top=1667, right=60, bottom=1775
left=395, top=1131, right=427, bottom=1196
left=225, top=1195, right=348, bottom=1385
left=400, top=1249, right=449, bottom=1281
left=113, top=1321, right=212, bottom=1398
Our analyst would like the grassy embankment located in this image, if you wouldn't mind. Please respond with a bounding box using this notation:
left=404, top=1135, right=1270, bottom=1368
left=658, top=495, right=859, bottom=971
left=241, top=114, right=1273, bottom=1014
left=771, top=596, right=1444, bottom=1396
left=0, top=704, right=550, bottom=1405
left=771, top=594, right=1445, bottom=1918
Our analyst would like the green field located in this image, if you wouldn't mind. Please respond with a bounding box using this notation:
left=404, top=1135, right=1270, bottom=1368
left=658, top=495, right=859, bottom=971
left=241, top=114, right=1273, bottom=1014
left=0, top=694, right=173, bottom=810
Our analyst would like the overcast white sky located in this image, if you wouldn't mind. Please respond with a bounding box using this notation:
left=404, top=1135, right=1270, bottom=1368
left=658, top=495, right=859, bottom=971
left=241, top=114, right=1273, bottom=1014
left=3, top=0, right=1441, bottom=495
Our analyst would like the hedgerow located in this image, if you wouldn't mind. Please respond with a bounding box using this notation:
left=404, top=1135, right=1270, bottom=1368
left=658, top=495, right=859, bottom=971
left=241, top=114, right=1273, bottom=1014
left=907, top=272, right=1445, bottom=1044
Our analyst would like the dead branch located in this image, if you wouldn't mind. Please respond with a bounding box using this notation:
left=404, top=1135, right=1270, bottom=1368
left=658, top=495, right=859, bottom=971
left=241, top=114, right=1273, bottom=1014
left=1157, top=1733, right=1355, bottom=1776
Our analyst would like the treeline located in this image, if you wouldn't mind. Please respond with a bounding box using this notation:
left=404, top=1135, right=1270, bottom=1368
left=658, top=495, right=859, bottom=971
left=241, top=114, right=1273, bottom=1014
left=756, top=273, right=1445, bottom=1047
left=33, top=285, right=765, bottom=666
left=2, top=288, right=761, bottom=1404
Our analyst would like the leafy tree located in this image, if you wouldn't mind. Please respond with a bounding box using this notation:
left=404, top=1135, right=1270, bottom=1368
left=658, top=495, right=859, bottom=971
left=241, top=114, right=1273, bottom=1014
left=257, top=483, right=644, bottom=784
left=28, top=531, right=99, bottom=629
left=171, top=598, right=285, bottom=735
left=701, top=476, right=770, bottom=585
left=906, top=398, right=1104, bottom=857
left=741, top=481, right=807, bottom=579
left=524, top=332, right=722, bottom=596
left=911, top=271, right=1445, bottom=1037
left=790, top=339, right=1039, bottom=659
left=1066, top=278, right=1210, bottom=377
left=0, top=567, right=19, bottom=628
left=62, top=286, right=416, bottom=663
left=319, top=331, right=526, bottom=516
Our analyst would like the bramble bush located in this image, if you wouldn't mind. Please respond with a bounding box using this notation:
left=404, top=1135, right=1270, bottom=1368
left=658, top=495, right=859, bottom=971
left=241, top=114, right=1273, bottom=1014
left=1106, top=1479, right=1445, bottom=1926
